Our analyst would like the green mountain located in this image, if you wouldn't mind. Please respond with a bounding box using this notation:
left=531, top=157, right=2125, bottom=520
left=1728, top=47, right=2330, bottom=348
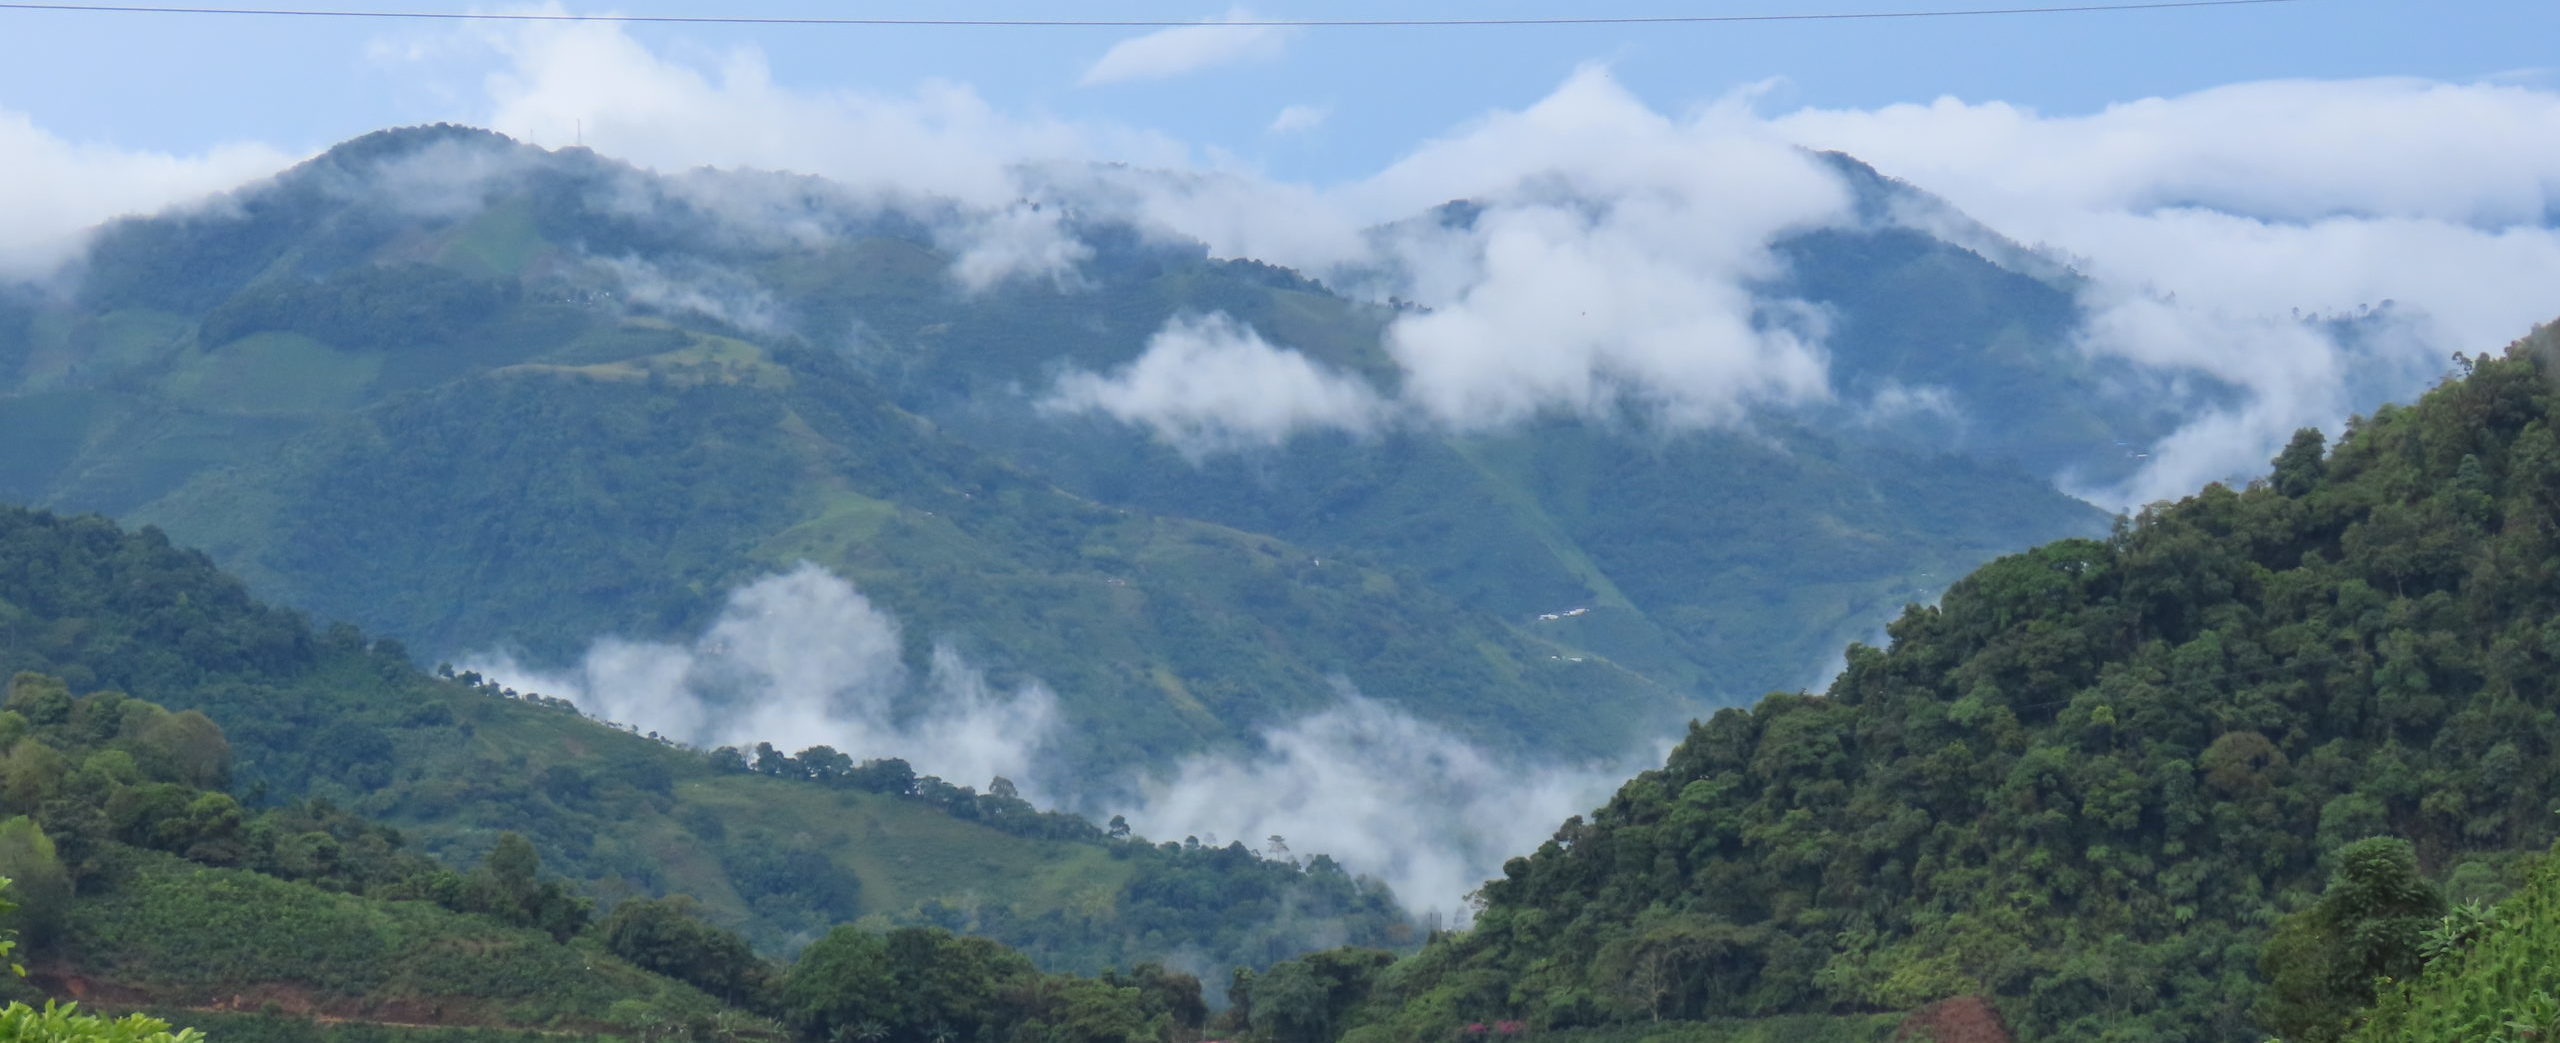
left=0, top=504, right=1407, bottom=974
left=0, top=673, right=1222, bottom=1043
left=0, top=125, right=2124, bottom=779
left=1208, top=320, right=2560, bottom=1041
left=0, top=676, right=760, bottom=1041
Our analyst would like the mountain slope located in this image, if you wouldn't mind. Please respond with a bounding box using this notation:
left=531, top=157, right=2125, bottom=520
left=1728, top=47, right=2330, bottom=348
left=1325, top=320, right=2560, bottom=1041
left=0, top=505, right=1407, bottom=970
left=2347, top=840, right=2560, bottom=1042
left=0, top=674, right=1225, bottom=1043
left=0, top=125, right=2123, bottom=775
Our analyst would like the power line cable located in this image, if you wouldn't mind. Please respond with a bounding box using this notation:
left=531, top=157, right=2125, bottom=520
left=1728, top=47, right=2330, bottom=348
left=0, top=0, right=2304, bottom=29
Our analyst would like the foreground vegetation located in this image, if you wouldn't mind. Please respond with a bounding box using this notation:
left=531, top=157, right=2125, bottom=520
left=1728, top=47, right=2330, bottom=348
left=0, top=501, right=1408, bottom=969
left=2346, top=837, right=2560, bottom=1042
left=1193, top=324, right=2560, bottom=1041
left=3, top=877, right=202, bottom=1042
left=0, top=675, right=1223, bottom=1042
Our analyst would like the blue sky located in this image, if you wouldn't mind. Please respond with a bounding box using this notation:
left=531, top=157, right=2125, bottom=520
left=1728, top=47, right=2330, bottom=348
left=0, top=0, right=2553, bottom=182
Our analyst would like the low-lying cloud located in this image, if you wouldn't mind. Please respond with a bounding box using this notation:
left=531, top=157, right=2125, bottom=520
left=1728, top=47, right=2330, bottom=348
left=1044, top=312, right=1387, bottom=454
left=591, top=255, right=789, bottom=335
left=1767, top=79, right=2560, bottom=503
left=1121, top=690, right=1651, bottom=922
left=0, top=108, right=297, bottom=278
left=468, top=564, right=1638, bottom=921
left=464, top=563, right=1060, bottom=802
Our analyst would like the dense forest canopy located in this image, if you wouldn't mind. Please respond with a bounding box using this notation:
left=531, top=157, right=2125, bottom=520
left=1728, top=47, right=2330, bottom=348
left=1233, top=323, right=2560, bottom=1041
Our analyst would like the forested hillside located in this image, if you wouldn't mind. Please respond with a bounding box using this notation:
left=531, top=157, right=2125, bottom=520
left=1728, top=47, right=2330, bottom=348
left=2341, top=838, right=2560, bottom=1042
left=0, top=125, right=2130, bottom=778
left=0, top=675, right=1228, bottom=1043
left=1249, top=322, right=2560, bottom=1041
left=0, top=504, right=1408, bottom=973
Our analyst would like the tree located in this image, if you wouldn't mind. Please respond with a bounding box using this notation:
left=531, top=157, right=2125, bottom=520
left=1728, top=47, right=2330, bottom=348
left=799, top=746, right=856, bottom=783
left=784, top=925, right=1047, bottom=1043
left=2257, top=837, right=2446, bottom=1042
left=783, top=926, right=897, bottom=1042
left=130, top=711, right=229, bottom=791
left=0, top=877, right=203, bottom=1042
left=0, top=819, right=72, bottom=947
left=602, top=895, right=772, bottom=1007
left=0, top=740, right=68, bottom=811
left=2272, top=427, right=2328, bottom=498
left=1102, top=962, right=1206, bottom=1035
left=467, top=832, right=590, bottom=941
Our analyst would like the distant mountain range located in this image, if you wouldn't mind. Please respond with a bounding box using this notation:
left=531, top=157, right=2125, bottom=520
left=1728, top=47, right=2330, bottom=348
left=0, top=124, right=2203, bottom=781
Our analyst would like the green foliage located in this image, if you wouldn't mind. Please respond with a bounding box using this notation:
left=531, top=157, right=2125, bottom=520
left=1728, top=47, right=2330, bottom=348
left=1349, top=326, right=2560, bottom=1040
left=0, top=1002, right=203, bottom=1043
left=781, top=924, right=1188, bottom=1043
left=0, top=818, right=72, bottom=945
left=57, top=845, right=730, bottom=1030
left=3, top=877, right=204, bottom=1042
left=1227, top=948, right=1397, bottom=1043
left=142, top=1009, right=623, bottom=1043
left=1526, top=1017, right=1899, bottom=1043
left=602, top=894, right=774, bottom=1008
left=2350, top=841, right=2560, bottom=1042
left=0, top=505, right=1408, bottom=975
left=453, top=832, right=592, bottom=942
left=2257, top=838, right=2446, bottom=1042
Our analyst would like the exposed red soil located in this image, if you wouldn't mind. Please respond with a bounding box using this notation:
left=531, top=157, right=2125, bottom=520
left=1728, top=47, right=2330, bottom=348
left=1893, top=995, right=2015, bottom=1043
left=27, top=966, right=598, bottom=1035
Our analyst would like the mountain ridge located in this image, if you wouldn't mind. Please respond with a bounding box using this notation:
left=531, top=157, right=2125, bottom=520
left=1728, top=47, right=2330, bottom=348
left=0, top=122, right=2132, bottom=781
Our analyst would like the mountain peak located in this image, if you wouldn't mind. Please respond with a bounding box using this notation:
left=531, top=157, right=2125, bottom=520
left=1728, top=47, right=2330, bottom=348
left=313, top=122, right=523, bottom=168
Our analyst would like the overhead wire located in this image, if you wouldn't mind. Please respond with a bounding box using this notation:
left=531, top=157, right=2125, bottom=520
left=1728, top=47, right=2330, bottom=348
left=0, top=0, right=2304, bottom=29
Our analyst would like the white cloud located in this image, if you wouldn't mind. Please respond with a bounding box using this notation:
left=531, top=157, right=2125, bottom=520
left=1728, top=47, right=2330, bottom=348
left=1045, top=312, right=1388, bottom=454
left=590, top=254, right=788, bottom=334
left=1043, top=68, right=1858, bottom=435
left=0, top=110, right=297, bottom=278
left=1115, top=690, right=1650, bottom=923
left=1267, top=104, right=1328, bottom=135
left=21, top=16, right=2560, bottom=512
left=1358, top=68, right=1849, bottom=430
left=942, top=201, right=1095, bottom=292
left=473, top=565, right=1635, bottom=918
left=457, top=18, right=1199, bottom=294
left=477, top=21, right=1120, bottom=207
left=446, top=34, right=2560, bottom=470
left=1080, top=7, right=1295, bottom=87
left=1859, top=381, right=1963, bottom=428
left=465, top=562, right=1060, bottom=798
left=1767, top=78, right=2560, bottom=504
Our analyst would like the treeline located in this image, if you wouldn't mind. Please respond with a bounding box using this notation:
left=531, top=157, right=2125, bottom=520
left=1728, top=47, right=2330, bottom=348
left=0, top=503, right=1410, bottom=976
left=0, top=672, right=584, bottom=945
left=0, top=673, right=1220, bottom=1043
left=1263, top=324, right=2560, bottom=1040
